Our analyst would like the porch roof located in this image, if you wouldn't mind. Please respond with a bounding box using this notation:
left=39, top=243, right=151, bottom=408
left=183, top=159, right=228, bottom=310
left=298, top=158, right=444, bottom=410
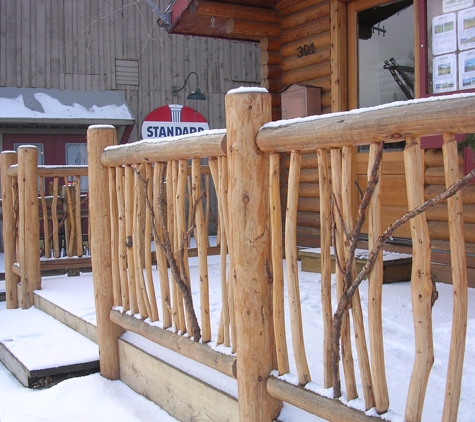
left=162, top=0, right=281, bottom=42
left=0, top=87, right=135, bottom=127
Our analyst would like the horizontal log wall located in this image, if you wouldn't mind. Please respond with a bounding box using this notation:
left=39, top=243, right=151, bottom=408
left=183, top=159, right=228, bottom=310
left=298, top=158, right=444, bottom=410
left=260, top=0, right=331, bottom=120
left=355, top=151, right=411, bottom=239
left=259, top=0, right=333, bottom=245
left=423, top=149, right=475, bottom=285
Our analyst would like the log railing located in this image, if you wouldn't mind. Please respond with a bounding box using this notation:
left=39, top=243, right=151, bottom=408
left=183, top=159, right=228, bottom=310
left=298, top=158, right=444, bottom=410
left=88, top=126, right=239, bottom=382
left=0, top=147, right=89, bottom=308
left=256, top=92, right=475, bottom=422
left=87, top=91, right=474, bottom=422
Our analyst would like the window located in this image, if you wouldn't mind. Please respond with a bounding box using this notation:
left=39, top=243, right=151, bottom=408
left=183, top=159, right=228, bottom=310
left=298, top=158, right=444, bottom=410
left=349, top=0, right=414, bottom=150
left=423, top=0, right=475, bottom=95
left=65, top=143, right=88, bottom=192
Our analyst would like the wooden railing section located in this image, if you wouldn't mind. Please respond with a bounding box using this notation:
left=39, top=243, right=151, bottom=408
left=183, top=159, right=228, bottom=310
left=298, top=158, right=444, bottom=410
left=256, top=93, right=475, bottom=422
left=0, top=147, right=88, bottom=308
left=87, top=126, right=240, bottom=381
left=3, top=90, right=473, bottom=421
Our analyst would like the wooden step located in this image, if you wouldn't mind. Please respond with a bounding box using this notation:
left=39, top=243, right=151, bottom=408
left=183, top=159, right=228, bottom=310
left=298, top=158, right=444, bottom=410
left=298, top=248, right=412, bottom=283
left=34, top=291, right=97, bottom=344
left=0, top=307, right=99, bottom=388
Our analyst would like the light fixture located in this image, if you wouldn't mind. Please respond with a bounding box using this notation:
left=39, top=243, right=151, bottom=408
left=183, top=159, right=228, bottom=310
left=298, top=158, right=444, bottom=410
left=172, top=72, right=208, bottom=101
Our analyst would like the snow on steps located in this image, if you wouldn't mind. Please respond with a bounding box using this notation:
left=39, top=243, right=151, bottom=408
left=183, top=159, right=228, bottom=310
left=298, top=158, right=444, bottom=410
left=2, top=277, right=239, bottom=421
left=0, top=306, right=99, bottom=387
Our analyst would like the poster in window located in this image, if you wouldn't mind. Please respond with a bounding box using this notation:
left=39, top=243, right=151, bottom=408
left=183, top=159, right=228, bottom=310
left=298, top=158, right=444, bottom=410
left=458, top=7, right=475, bottom=50
left=432, top=13, right=457, bottom=56
left=433, top=54, right=458, bottom=92
left=458, top=49, right=475, bottom=88
left=443, top=0, right=473, bottom=13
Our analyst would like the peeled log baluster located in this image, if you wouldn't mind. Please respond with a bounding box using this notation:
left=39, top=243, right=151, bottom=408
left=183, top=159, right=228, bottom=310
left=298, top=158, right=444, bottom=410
left=192, top=158, right=210, bottom=342
left=365, top=143, right=387, bottom=412
left=330, top=147, right=357, bottom=400
left=270, top=152, right=290, bottom=375
left=285, top=150, right=311, bottom=385
left=317, top=148, right=332, bottom=388
left=403, top=139, right=434, bottom=422
left=441, top=133, right=468, bottom=422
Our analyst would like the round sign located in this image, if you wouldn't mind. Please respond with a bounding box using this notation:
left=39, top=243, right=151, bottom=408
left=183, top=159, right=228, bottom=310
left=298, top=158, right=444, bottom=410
left=142, top=104, right=209, bottom=139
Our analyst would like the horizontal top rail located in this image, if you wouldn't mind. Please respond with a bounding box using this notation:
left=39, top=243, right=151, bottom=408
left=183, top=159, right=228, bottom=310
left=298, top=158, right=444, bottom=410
left=7, top=165, right=88, bottom=178
left=256, top=93, right=475, bottom=152
left=101, top=129, right=227, bottom=166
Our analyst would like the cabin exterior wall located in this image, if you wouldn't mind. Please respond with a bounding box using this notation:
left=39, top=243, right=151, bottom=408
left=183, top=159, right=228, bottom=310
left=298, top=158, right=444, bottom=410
left=255, top=0, right=475, bottom=283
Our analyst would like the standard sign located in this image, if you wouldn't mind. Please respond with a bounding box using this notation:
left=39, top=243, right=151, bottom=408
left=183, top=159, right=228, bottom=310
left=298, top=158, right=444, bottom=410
left=142, top=104, right=209, bottom=139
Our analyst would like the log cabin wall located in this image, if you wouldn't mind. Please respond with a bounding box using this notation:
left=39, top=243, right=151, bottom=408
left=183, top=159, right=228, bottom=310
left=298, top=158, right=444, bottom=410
left=260, top=0, right=332, bottom=121
left=258, top=0, right=333, bottom=246
left=424, top=149, right=475, bottom=286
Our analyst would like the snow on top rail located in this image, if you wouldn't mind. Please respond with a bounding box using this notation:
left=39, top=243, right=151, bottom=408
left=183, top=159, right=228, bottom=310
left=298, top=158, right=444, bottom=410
left=257, top=92, right=475, bottom=152
left=101, top=129, right=227, bottom=167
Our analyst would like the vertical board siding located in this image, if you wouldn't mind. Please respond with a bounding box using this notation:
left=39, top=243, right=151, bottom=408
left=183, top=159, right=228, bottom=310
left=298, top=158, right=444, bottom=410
left=0, top=0, right=260, bottom=139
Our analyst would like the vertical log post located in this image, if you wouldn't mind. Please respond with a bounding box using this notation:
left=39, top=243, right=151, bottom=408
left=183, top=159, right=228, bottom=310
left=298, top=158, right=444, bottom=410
left=285, top=150, right=311, bottom=385
left=0, top=151, right=19, bottom=308
left=404, top=138, right=434, bottom=422
left=209, top=157, right=232, bottom=348
left=226, top=88, right=282, bottom=421
left=441, top=133, right=468, bottom=421
left=116, top=166, right=130, bottom=312
left=192, top=158, right=211, bottom=342
left=269, top=152, right=289, bottom=375
left=367, top=142, right=388, bottom=413
left=87, top=125, right=123, bottom=379
left=330, top=147, right=357, bottom=400
left=75, top=176, right=83, bottom=257
left=125, top=165, right=138, bottom=314
left=317, top=148, right=332, bottom=387
left=51, top=178, right=60, bottom=258
left=342, top=146, right=374, bottom=410
left=39, top=177, right=51, bottom=259
left=153, top=162, right=172, bottom=329
left=18, top=146, right=41, bottom=309
left=108, top=168, right=121, bottom=307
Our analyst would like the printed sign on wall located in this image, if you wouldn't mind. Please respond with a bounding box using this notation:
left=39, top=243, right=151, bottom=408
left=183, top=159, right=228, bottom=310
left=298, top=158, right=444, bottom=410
left=141, top=104, right=209, bottom=139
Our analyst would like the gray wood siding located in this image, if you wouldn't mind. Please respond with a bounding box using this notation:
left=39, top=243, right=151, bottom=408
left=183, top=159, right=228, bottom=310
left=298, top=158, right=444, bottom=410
left=0, top=0, right=261, bottom=139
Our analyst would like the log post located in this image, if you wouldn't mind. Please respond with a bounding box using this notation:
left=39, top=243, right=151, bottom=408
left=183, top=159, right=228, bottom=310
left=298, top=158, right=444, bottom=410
left=87, top=125, right=123, bottom=379
left=192, top=158, right=211, bottom=342
left=403, top=138, right=434, bottom=422
left=269, top=152, right=289, bottom=375
left=285, top=150, right=311, bottom=385
left=366, top=143, right=388, bottom=412
left=0, top=151, right=19, bottom=308
left=226, top=88, right=282, bottom=421
left=18, top=146, right=41, bottom=309
left=317, top=148, right=332, bottom=387
left=441, top=133, right=468, bottom=421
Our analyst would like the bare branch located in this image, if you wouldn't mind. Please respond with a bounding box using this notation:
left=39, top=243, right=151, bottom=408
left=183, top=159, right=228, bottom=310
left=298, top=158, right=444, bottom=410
left=135, top=163, right=201, bottom=342
left=331, top=164, right=475, bottom=397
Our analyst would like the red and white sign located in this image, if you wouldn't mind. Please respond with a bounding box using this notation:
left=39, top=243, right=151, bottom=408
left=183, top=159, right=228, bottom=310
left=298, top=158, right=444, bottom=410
left=142, top=104, right=209, bottom=139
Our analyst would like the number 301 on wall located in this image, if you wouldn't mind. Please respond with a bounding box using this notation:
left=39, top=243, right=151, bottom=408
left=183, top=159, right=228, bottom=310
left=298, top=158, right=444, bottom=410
left=297, top=42, right=316, bottom=58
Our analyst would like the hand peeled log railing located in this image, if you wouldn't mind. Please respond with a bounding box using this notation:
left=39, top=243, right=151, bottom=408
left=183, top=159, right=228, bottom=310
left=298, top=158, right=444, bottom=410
left=87, top=125, right=239, bottom=381
left=0, top=146, right=88, bottom=309
left=88, top=91, right=475, bottom=422
left=257, top=93, right=475, bottom=422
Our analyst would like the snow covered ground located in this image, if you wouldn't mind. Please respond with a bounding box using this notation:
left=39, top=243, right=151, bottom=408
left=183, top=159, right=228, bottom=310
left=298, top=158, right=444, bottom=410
left=0, top=254, right=474, bottom=421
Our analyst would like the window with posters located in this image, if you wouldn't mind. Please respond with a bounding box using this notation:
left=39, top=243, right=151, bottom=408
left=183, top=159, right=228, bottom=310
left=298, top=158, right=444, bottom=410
left=424, top=0, right=475, bottom=94
left=418, top=0, right=475, bottom=179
